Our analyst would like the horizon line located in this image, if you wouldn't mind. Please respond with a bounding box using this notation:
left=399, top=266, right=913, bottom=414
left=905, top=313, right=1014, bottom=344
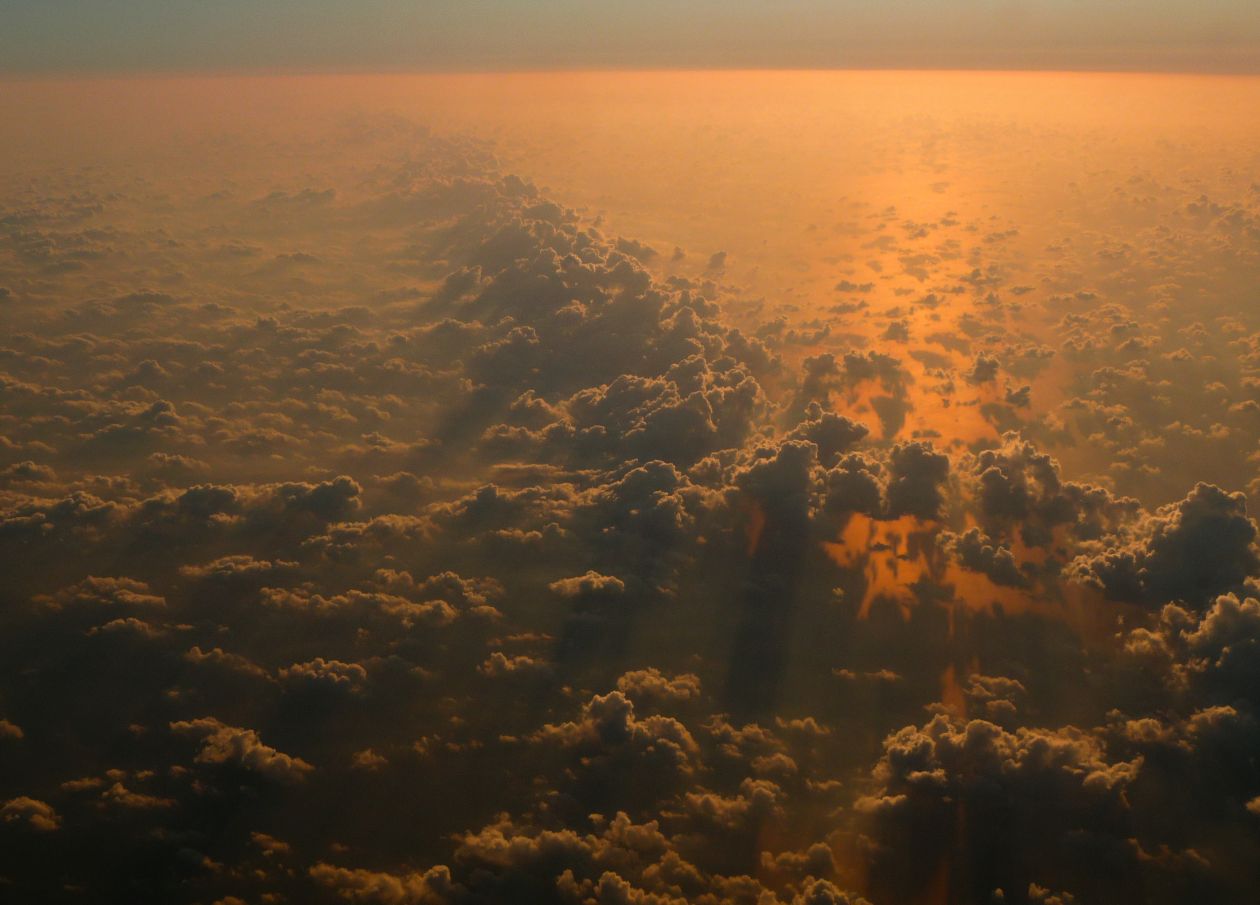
left=3, top=63, right=1260, bottom=82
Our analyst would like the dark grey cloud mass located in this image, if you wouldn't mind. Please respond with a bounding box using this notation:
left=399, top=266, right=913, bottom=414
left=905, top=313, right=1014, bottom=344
left=2, top=86, right=1260, bottom=905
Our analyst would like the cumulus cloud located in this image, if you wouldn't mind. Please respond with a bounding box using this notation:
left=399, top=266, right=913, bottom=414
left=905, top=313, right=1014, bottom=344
left=1, top=797, right=60, bottom=831
left=615, top=668, right=702, bottom=706
left=532, top=690, right=700, bottom=773
left=309, top=863, right=456, bottom=904
left=855, top=714, right=1141, bottom=902
left=1070, top=483, right=1259, bottom=605
left=170, top=718, right=313, bottom=782
left=885, top=441, right=950, bottom=520
left=3, top=91, right=1260, bottom=905
left=549, top=571, right=626, bottom=599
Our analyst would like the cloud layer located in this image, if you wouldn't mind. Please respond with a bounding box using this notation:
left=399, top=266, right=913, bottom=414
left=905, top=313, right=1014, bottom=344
left=2, top=77, right=1260, bottom=904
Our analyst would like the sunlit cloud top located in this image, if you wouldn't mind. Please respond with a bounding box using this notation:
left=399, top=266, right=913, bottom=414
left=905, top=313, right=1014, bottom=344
left=3, top=0, right=1259, bottom=74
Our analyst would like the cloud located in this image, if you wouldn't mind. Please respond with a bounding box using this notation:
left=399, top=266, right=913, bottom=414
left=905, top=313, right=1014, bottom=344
left=532, top=691, right=700, bottom=773
left=0, top=797, right=60, bottom=831
left=170, top=718, right=313, bottom=782
left=478, top=651, right=550, bottom=678
left=549, top=571, right=626, bottom=599
left=615, top=669, right=702, bottom=707
left=940, top=527, right=1028, bottom=587
left=1070, top=483, right=1259, bottom=605
left=786, top=408, right=870, bottom=467
left=885, top=441, right=950, bottom=520
left=185, top=646, right=272, bottom=681
left=280, top=657, right=369, bottom=690
left=4, top=96, right=1260, bottom=905
left=309, top=863, right=456, bottom=905
left=855, top=714, right=1141, bottom=902
left=34, top=575, right=166, bottom=613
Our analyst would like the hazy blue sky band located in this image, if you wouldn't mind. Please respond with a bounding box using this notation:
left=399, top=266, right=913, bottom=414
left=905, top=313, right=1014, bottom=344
left=2, top=0, right=1260, bottom=74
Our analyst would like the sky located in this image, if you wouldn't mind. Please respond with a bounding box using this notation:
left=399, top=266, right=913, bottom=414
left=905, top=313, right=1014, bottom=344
left=2, top=0, right=1260, bottom=73
left=6, top=1, right=1260, bottom=900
